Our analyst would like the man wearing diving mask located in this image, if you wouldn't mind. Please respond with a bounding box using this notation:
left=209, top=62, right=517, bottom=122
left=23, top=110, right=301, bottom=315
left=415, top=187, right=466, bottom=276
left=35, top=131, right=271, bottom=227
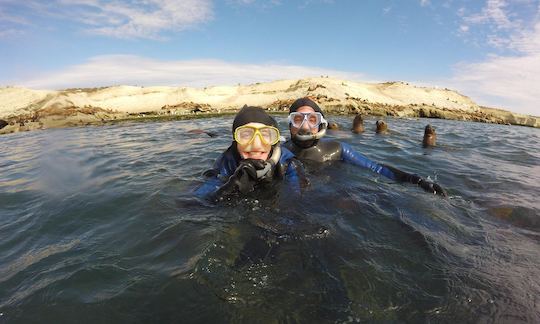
left=195, top=105, right=306, bottom=200
left=284, top=98, right=447, bottom=196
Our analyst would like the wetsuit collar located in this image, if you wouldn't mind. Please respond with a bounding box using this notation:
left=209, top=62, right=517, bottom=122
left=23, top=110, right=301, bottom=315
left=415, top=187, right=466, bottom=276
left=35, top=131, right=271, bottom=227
left=292, top=136, right=318, bottom=148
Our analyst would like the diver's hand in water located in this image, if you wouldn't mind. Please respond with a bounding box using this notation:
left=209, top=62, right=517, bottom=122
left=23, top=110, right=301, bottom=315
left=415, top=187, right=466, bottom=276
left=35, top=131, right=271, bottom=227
left=383, top=164, right=447, bottom=197
left=214, top=159, right=269, bottom=196
left=237, top=159, right=267, bottom=179
left=406, top=174, right=447, bottom=197
left=232, top=159, right=268, bottom=194
left=418, top=179, right=448, bottom=197
left=418, top=179, right=447, bottom=197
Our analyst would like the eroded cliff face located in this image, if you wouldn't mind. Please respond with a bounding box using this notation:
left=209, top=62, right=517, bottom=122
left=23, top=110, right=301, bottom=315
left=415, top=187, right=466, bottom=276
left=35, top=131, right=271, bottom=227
left=1, top=77, right=538, bottom=135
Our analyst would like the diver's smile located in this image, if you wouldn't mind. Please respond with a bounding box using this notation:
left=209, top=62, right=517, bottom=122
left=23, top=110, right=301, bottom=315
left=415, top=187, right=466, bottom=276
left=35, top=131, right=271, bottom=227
left=240, top=150, right=268, bottom=159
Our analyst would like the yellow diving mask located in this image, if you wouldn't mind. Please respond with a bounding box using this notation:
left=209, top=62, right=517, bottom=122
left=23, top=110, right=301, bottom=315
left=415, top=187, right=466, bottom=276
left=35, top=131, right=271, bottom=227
left=234, top=125, right=280, bottom=146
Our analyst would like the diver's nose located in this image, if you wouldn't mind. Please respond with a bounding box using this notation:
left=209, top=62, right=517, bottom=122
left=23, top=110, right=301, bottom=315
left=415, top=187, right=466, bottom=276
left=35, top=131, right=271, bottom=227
left=297, top=120, right=311, bottom=134
left=251, top=134, right=263, bottom=148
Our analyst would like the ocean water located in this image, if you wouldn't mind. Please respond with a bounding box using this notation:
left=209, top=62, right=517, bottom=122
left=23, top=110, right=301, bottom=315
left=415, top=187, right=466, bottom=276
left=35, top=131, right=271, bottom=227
left=0, top=116, right=539, bottom=323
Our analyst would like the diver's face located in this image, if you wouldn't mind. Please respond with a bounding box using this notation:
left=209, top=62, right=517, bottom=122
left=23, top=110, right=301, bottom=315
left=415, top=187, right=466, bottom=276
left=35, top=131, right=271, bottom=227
left=236, top=122, right=271, bottom=160
left=289, top=106, right=319, bottom=136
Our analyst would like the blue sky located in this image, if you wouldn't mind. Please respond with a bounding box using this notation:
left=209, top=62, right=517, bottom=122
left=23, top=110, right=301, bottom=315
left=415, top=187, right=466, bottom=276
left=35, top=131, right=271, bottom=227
left=1, top=0, right=539, bottom=115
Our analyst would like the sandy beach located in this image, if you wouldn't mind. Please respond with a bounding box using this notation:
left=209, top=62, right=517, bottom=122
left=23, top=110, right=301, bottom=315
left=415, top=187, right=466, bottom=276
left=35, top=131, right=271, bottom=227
left=1, top=77, right=538, bottom=135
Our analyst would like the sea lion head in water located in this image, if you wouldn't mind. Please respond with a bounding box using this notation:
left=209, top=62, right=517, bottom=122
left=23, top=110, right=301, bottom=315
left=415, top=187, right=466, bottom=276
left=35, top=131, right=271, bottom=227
left=423, top=124, right=436, bottom=147
left=327, top=122, right=339, bottom=130
left=351, top=115, right=364, bottom=133
left=187, top=129, right=218, bottom=137
left=376, top=120, right=388, bottom=133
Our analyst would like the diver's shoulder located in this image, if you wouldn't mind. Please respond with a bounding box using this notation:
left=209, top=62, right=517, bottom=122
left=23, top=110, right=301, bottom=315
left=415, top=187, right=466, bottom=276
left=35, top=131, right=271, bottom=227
left=279, top=146, right=295, bottom=161
left=283, top=139, right=293, bottom=149
left=217, top=146, right=236, bottom=162
left=212, top=145, right=239, bottom=174
left=319, top=138, right=343, bottom=149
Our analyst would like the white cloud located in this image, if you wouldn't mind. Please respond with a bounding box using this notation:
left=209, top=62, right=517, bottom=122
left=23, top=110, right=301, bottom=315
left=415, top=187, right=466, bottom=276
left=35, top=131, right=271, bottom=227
left=71, top=0, right=213, bottom=39
left=226, top=0, right=282, bottom=10
left=449, top=52, right=540, bottom=115
left=0, top=28, right=24, bottom=38
left=0, top=10, right=29, bottom=25
left=4, top=55, right=363, bottom=90
left=457, top=0, right=528, bottom=50
left=300, top=0, right=335, bottom=8
left=436, top=1, right=540, bottom=116
left=508, top=20, right=540, bottom=54
left=420, top=0, right=431, bottom=7
left=463, top=0, right=518, bottom=30
left=0, top=0, right=214, bottom=39
left=230, top=0, right=256, bottom=4
left=0, top=6, right=29, bottom=38
left=447, top=19, right=540, bottom=116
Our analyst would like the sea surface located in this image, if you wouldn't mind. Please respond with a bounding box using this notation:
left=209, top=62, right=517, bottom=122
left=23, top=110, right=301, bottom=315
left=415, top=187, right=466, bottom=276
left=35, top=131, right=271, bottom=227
left=1, top=116, right=539, bottom=323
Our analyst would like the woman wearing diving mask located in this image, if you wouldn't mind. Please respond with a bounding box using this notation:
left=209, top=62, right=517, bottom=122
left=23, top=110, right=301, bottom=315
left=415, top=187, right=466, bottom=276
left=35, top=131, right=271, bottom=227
left=195, top=106, right=306, bottom=200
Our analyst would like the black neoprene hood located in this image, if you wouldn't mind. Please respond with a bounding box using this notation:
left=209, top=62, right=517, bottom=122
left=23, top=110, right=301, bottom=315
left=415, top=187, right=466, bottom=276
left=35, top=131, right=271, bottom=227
left=232, top=105, right=278, bottom=133
left=288, top=98, right=324, bottom=116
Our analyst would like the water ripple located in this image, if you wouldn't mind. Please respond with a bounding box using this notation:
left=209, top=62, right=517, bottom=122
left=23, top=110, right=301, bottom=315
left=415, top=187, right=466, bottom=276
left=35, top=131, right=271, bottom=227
left=0, top=117, right=539, bottom=323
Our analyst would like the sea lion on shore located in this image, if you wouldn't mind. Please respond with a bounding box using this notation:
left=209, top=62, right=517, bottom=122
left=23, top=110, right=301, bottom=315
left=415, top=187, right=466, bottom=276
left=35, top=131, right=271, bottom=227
left=0, top=119, right=8, bottom=130
left=422, top=125, right=436, bottom=147
left=328, top=122, right=339, bottom=130
left=376, top=120, right=388, bottom=133
left=187, top=129, right=218, bottom=137
left=351, top=115, right=364, bottom=133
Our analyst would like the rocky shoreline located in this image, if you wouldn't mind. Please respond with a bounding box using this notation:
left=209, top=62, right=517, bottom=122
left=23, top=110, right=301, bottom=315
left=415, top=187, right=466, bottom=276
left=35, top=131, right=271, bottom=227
left=1, top=77, right=538, bottom=135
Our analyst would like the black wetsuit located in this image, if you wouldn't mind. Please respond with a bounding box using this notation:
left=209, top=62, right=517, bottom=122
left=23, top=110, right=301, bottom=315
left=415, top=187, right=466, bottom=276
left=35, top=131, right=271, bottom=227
left=285, top=138, right=446, bottom=195
left=284, top=138, right=399, bottom=180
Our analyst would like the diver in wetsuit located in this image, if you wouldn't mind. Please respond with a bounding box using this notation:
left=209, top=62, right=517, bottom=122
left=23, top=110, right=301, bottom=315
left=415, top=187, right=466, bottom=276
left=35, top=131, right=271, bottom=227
left=195, top=105, right=305, bottom=200
left=283, top=98, right=446, bottom=196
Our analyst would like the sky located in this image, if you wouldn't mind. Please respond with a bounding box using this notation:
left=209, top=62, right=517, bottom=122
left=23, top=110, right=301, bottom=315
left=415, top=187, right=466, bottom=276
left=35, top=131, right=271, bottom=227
left=0, top=0, right=539, bottom=116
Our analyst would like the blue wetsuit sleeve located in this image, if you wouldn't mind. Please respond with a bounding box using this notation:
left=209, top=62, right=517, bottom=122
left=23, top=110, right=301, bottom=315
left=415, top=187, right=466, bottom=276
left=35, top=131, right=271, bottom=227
left=340, top=142, right=397, bottom=180
left=193, top=150, right=237, bottom=199
left=279, top=147, right=307, bottom=194
left=193, top=174, right=224, bottom=199
left=340, top=142, right=447, bottom=196
left=284, top=158, right=303, bottom=193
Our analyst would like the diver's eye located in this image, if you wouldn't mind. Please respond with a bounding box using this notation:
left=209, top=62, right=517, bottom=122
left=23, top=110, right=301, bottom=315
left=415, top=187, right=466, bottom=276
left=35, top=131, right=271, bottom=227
left=238, top=129, right=253, bottom=140
left=293, top=115, right=304, bottom=124
left=260, top=129, right=271, bottom=140
left=308, top=114, right=318, bottom=126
